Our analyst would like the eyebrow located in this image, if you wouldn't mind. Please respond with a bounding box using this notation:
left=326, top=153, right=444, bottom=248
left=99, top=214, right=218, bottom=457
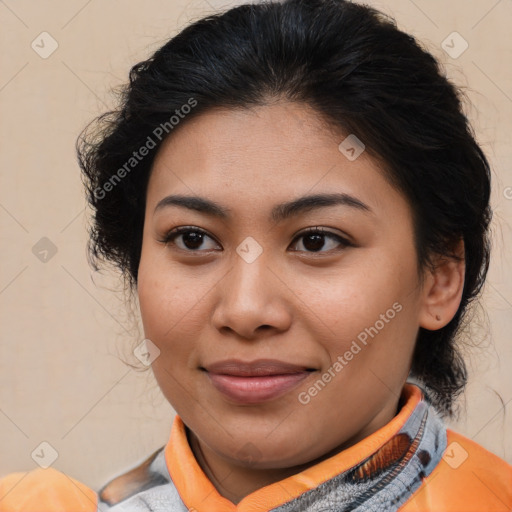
left=154, top=192, right=373, bottom=222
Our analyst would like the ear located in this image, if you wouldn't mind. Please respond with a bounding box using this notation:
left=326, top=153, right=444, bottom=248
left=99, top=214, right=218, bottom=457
left=418, top=239, right=465, bottom=331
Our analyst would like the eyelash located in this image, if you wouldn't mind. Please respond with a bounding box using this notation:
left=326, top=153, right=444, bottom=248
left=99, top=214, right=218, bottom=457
left=157, top=226, right=352, bottom=254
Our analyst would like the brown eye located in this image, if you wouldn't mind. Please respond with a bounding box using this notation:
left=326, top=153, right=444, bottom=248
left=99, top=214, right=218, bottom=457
left=159, top=227, right=220, bottom=252
left=291, top=227, right=350, bottom=253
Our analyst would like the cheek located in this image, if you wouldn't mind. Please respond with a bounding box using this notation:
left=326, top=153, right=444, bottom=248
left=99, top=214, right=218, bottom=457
left=313, top=262, right=418, bottom=365
left=307, top=271, right=395, bottom=333
left=137, top=260, right=204, bottom=352
left=137, top=269, right=204, bottom=406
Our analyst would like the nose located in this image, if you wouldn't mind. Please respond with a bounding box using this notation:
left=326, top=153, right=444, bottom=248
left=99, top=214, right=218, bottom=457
left=210, top=250, right=293, bottom=340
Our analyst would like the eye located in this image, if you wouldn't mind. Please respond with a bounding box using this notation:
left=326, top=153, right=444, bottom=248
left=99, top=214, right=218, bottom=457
left=158, top=226, right=220, bottom=252
left=290, top=227, right=351, bottom=253
left=158, top=226, right=351, bottom=254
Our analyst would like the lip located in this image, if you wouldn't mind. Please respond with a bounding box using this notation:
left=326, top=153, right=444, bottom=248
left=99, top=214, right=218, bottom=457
left=202, top=359, right=315, bottom=404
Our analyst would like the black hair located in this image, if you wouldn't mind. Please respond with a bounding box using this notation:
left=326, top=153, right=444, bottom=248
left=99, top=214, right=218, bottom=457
left=77, top=0, right=492, bottom=416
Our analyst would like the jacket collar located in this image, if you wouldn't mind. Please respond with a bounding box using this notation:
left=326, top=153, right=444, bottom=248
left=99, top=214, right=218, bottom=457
left=164, top=383, right=445, bottom=512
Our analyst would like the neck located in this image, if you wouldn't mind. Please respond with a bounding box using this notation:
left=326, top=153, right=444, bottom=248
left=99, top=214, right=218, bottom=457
left=186, top=397, right=400, bottom=505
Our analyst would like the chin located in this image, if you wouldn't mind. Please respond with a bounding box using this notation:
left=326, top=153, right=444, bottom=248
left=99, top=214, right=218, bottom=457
left=217, top=431, right=318, bottom=470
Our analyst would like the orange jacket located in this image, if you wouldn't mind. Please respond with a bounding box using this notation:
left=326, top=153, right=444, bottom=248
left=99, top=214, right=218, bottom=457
left=1, top=385, right=511, bottom=511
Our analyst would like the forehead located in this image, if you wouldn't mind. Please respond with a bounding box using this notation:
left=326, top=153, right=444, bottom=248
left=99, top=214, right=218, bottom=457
left=147, top=102, right=408, bottom=221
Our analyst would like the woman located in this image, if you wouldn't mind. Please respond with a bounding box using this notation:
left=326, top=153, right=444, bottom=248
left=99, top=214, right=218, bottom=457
left=1, top=0, right=510, bottom=510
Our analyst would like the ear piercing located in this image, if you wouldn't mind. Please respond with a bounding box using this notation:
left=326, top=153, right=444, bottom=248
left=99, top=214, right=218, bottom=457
left=435, top=314, right=441, bottom=321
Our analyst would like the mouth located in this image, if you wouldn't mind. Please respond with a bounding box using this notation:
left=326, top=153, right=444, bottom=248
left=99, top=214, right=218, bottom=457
left=200, top=359, right=316, bottom=404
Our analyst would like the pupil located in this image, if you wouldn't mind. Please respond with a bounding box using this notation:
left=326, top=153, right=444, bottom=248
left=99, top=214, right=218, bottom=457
left=304, top=234, right=324, bottom=252
left=184, top=232, right=203, bottom=249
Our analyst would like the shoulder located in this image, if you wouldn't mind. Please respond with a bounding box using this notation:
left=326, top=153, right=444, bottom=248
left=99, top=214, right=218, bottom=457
left=97, top=445, right=186, bottom=510
left=98, top=446, right=170, bottom=506
left=0, top=467, right=97, bottom=511
left=400, top=429, right=512, bottom=511
left=0, top=446, right=176, bottom=512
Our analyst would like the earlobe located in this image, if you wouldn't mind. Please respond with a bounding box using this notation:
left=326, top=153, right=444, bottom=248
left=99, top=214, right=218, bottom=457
left=418, top=239, right=465, bottom=331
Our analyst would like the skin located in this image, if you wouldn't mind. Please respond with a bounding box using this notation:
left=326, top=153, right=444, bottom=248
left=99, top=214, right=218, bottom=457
left=137, top=101, right=465, bottom=504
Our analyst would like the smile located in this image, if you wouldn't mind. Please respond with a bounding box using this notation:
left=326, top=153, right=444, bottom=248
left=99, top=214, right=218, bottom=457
left=201, top=359, right=316, bottom=404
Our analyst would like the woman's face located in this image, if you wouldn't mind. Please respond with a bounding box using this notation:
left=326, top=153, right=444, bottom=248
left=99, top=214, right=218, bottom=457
left=137, top=101, right=431, bottom=469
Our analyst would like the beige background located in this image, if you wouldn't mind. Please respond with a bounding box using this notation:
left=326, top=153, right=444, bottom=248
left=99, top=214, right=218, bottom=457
left=0, top=0, right=511, bottom=492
